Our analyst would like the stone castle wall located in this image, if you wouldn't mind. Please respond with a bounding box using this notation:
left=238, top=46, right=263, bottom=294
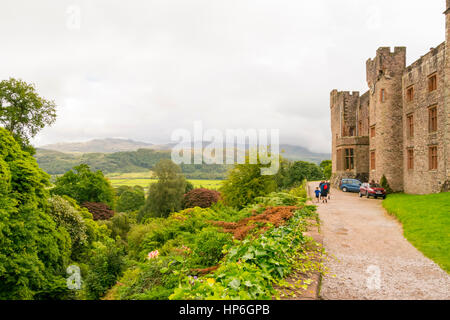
left=329, top=1, right=450, bottom=194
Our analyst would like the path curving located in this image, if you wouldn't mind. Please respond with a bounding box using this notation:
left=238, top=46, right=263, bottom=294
left=308, top=182, right=450, bottom=300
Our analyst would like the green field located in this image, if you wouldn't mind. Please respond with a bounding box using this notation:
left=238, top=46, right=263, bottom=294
left=106, top=172, right=223, bottom=190
left=383, top=193, right=450, bottom=273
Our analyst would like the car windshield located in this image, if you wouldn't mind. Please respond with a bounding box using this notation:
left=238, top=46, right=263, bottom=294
left=370, top=184, right=382, bottom=188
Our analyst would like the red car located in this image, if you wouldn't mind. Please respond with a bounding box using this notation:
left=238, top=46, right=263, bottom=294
left=359, top=183, right=387, bottom=199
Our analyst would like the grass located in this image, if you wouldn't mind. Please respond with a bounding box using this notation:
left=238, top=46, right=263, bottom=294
left=106, top=172, right=223, bottom=190
left=383, top=193, right=450, bottom=273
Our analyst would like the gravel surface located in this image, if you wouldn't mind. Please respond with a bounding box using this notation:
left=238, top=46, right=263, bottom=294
left=308, top=183, right=450, bottom=300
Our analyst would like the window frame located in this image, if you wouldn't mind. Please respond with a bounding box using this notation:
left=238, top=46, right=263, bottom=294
left=429, top=146, right=438, bottom=171
left=344, top=148, right=354, bottom=171
left=428, top=73, right=437, bottom=92
left=428, top=105, right=438, bottom=133
left=407, top=148, right=414, bottom=170
left=370, top=125, right=376, bottom=138
left=406, top=86, right=414, bottom=102
left=370, top=151, right=376, bottom=171
left=407, top=113, right=414, bottom=138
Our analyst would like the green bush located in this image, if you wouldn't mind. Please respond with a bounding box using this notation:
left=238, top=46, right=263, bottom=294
left=83, top=240, right=125, bottom=300
left=52, top=164, right=116, bottom=209
left=0, top=128, right=71, bottom=300
left=220, top=159, right=277, bottom=209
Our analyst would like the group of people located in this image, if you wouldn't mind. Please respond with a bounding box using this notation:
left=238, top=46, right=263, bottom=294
left=315, top=180, right=331, bottom=203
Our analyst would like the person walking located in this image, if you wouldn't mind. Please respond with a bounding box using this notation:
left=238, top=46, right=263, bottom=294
left=326, top=181, right=331, bottom=200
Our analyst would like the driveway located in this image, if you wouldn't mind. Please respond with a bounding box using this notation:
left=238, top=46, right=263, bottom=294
left=308, top=182, right=450, bottom=300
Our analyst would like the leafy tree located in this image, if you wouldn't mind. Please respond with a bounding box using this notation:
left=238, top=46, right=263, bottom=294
left=183, top=188, right=221, bottom=209
left=0, top=128, right=71, bottom=300
left=276, top=160, right=324, bottom=189
left=116, top=186, right=145, bottom=213
left=52, top=164, right=115, bottom=209
left=320, top=160, right=332, bottom=180
left=220, top=158, right=277, bottom=208
left=138, top=159, right=186, bottom=221
left=0, top=78, right=57, bottom=152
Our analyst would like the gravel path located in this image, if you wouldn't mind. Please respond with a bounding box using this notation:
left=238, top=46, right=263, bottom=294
left=308, top=182, right=450, bottom=300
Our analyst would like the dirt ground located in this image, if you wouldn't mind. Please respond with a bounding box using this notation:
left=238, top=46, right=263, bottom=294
left=308, top=182, right=450, bottom=300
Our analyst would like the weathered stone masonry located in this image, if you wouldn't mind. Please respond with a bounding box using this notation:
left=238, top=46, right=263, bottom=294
left=330, top=1, right=450, bottom=194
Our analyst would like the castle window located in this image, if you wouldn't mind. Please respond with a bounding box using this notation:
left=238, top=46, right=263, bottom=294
left=380, top=89, right=386, bottom=102
left=429, top=146, right=438, bottom=170
left=407, top=148, right=414, bottom=170
left=407, top=114, right=414, bottom=138
left=406, top=86, right=414, bottom=102
left=370, top=125, right=376, bottom=138
left=370, top=151, right=376, bottom=170
left=344, top=148, right=354, bottom=170
left=358, top=120, right=362, bottom=136
left=428, top=105, right=437, bottom=132
left=336, top=149, right=343, bottom=171
left=428, top=73, right=437, bottom=92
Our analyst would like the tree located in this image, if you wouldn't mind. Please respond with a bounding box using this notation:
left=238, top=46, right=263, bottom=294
left=138, top=159, right=186, bottom=220
left=276, top=160, right=324, bottom=189
left=0, top=128, right=71, bottom=300
left=220, top=158, right=277, bottom=208
left=52, top=164, right=115, bottom=209
left=0, top=78, right=57, bottom=152
left=115, top=186, right=145, bottom=213
left=183, top=188, right=221, bottom=209
left=320, top=160, right=332, bottom=180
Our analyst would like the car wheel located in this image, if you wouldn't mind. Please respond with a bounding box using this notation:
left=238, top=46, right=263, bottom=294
left=342, top=187, right=348, bottom=192
left=383, top=195, right=386, bottom=199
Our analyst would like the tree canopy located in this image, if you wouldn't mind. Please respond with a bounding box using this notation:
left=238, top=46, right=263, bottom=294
left=51, top=164, right=115, bottom=209
left=0, top=78, right=57, bottom=151
left=138, top=159, right=186, bottom=220
left=0, top=128, right=71, bottom=299
left=220, top=158, right=278, bottom=209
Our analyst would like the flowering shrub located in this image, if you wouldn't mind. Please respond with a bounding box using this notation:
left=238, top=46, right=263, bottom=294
left=147, top=250, right=159, bottom=260
left=183, top=188, right=221, bottom=209
left=82, top=202, right=115, bottom=220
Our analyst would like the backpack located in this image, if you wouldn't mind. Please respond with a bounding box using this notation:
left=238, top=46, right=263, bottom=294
left=324, top=185, right=328, bottom=190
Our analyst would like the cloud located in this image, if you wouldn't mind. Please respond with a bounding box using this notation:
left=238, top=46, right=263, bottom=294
left=0, top=0, right=446, bottom=153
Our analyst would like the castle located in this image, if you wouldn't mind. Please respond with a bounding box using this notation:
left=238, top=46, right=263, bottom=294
left=330, top=1, right=450, bottom=194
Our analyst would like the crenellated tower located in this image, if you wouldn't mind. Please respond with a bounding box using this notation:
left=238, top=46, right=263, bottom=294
left=366, top=47, right=406, bottom=191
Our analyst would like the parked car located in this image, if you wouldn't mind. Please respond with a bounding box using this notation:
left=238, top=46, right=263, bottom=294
left=359, top=183, right=387, bottom=199
left=339, top=179, right=362, bottom=193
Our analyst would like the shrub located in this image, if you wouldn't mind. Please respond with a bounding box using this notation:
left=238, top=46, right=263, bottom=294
left=189, top=228, right=233, bottom=268
left=83, top=240, right=125, bottom=300
left=82, top=202, right=115, bottom=221
left=380, top=175, right=393, bottom=194
left=183, top=188, right=221, bottom=209
left=47, top=196, right=88, bottom=258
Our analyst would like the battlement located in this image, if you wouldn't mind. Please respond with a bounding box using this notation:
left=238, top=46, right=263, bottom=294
left=366, top=46, right=406, bottom=86
left=405, top=42, right=445, bottom=73
left=330, top=90, right=360, bottom=108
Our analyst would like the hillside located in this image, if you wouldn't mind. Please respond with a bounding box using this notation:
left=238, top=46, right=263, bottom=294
left=40, top=138, right=154, bottom=153
left=35, top=139, right=330, bottom=179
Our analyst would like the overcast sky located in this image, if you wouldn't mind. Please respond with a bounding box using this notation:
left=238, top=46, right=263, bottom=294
left=0, top=0, right=446, bottom=153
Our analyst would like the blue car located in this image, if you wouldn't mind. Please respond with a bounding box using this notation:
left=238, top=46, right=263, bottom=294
left=339, top=179, right=362, bottom=193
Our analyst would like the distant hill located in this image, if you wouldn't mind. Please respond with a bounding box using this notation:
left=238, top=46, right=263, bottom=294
left=40, top=138, right=154, bottom=153
left=38, top=138, right=330, bottom=163
left=35, top=138, right=330, bottom=179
